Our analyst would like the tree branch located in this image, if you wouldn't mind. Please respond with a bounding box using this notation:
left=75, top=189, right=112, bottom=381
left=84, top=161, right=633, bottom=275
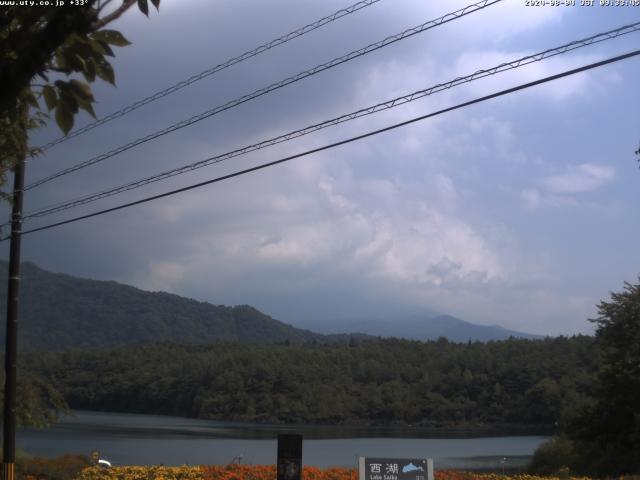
left=92, top=0, right=137, bottom=30
left=97, top=0, right=117, bottom=14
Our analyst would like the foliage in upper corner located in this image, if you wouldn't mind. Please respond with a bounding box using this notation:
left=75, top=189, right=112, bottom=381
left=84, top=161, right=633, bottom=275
left=0, top=0, right=160, bottom=185
left=45, top=29, right=130, bottom=134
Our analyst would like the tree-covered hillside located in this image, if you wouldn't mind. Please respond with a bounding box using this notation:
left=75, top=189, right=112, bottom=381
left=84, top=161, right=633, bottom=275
left=0, top=262, right=363, bottom=350
left=24, top=336, right=597, bottom=429
left=528, top=279, right=640, bottom=476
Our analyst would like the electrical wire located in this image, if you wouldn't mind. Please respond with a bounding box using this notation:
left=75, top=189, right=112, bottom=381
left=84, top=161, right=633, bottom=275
left=20, top=21, right=640, bottom=221
left=23, top=0, right=503, bottom=191
left=5, top=48, right=638, bottom=241
left=36, top=0, right=384, bottom=152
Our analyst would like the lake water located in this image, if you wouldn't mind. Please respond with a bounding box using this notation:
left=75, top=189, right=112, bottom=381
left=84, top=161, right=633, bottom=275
left=17, top=411, right=548, bottom=470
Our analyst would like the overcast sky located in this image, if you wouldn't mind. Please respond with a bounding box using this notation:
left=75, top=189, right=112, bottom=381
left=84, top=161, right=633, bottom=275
left=3, top=0, right=639, bottom=335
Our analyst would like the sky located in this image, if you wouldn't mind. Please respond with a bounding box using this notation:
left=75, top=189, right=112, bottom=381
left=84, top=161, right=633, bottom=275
left=2, top=0, right=639, bottom=336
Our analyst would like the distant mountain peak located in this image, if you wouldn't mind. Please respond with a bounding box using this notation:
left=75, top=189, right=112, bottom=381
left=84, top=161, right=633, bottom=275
left=295, top=312, right=542, bottom=342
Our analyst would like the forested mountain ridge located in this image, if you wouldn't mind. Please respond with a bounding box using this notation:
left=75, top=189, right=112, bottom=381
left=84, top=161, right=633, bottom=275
left=0, top=261, right=364, bottom=350
left=23, top=335, right=597, bottom=429
left=0, top=261, right=541, bottom=350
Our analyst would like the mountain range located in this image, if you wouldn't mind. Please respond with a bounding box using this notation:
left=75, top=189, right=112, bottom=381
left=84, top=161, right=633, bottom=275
left=301, top=314, right=542, bottom=342
left=0, top=261, right=541, bottom=350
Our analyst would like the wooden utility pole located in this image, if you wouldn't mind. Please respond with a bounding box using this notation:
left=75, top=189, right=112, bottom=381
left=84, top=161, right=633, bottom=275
left=2, top=142, right=26, bottom=480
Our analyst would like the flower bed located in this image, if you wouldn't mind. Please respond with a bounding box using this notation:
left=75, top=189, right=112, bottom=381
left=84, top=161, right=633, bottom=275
left=71, top=465, right=600, bottom=480
left=75, top=465, right=202, bottom=480
left=435, top=473, right=592, bottom=480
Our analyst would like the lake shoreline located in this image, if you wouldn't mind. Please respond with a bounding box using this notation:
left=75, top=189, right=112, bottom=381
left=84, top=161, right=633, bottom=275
left=56, top=409, right=554, bottom=439
left=17, top=411, right=548, bottom=469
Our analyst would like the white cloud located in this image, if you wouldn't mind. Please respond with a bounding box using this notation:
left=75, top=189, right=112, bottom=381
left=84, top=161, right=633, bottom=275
left=522, top=163, right=615, bottom=210
left=542, top=163, right=616, bottom=194
left=350, top=203, right=506, bottom=287
left=27, top=0, right=630, bottom=339
left=146, top=260, right=188, bottom=293
left=521, top=188, right=578, bottom=211
left=467, top=116, right=526, bottom=163
left=134, top=140, right=512, bottom=324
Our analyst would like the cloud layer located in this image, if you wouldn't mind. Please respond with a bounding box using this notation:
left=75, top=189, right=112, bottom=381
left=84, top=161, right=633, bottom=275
left=7, top=0, right=640, bottom=337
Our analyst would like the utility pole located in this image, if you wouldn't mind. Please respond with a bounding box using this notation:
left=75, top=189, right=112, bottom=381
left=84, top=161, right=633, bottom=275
left=2, top=123, right=26, bottom=480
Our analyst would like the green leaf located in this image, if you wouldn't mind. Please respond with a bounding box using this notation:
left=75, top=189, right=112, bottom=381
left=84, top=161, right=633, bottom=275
left=138, top=0, right=149, bottom=16
left=72, top=53, right=87, bottom=72
left=67, top=80, right=96, bottom=119
left=83, top=58, right=97, bottom=82
left=55, top=102, right=74, bottom=135
left=42, top=85, right=57, bottom=111
left=69, top=79, right=94, bottom=101
left=24, top=91, right=39, bottom=108
left=150, top=0, right=160, bottom=10
left=57, top=85, right=79, bottom=114
left=91, top=30, right=131, bottom=47
left=55, top=51, right=68, bottom=70
left=67, top=32, right=90, bottom=46
left=65, top=39, right=97, bottom=62
left=90, top=39, right=114, bottom=57
left=95, top=58, right=115, bottom=85
left=88, top=39, right=106, bottom=55
left=56, top=51, right=84, bottom=72
left=75, top=95, right=96, bottom=119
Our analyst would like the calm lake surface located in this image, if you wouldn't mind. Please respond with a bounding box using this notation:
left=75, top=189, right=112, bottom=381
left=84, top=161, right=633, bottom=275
left=17, top=411, right=548, bottom=470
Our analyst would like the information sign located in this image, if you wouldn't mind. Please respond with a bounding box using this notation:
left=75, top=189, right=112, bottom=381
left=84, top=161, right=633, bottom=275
left=358, top=457, right=433, bottom=480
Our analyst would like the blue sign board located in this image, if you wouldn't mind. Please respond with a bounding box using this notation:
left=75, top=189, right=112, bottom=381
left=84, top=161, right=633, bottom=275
left=359, top=457, right=433, bottom=480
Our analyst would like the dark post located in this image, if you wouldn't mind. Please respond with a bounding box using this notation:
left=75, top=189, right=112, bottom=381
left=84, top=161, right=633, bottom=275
left=277, top=434, right=302, bottom=480
left=2, top=159, right=25, bottom=480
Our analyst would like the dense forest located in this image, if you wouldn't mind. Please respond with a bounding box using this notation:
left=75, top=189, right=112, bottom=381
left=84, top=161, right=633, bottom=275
left=23, top=336, right=597, bottom=429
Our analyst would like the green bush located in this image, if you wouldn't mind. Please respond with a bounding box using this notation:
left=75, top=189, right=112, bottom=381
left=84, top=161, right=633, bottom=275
left=527, top=436, right=576, bottom=476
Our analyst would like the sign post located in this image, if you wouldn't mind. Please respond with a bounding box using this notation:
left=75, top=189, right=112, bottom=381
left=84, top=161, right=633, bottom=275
left=358, top=457, right=433, bottom=480
left=277, top=434, right=302, bottom=480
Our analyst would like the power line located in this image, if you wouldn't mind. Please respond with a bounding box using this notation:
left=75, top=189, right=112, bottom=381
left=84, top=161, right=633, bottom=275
left=7, top=48, right=639, bottom=241
left=23, top=0, right=503, bottom=191
left=19, top=21, right=640, bottom=221
left=36, top=0, right=384, bottom=152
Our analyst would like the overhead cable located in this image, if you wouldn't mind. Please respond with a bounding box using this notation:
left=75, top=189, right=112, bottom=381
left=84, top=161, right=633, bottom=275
left=23, top=0, right=503, bottom=191
left=6, top=48, right=639, bottom=240
left=36, top=0, right=384, bottom=151
left=20, top=21, right=640, bottom=220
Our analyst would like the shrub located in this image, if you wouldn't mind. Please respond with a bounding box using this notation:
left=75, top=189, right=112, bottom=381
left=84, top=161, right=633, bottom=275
left=527, top=436, right=577, bottom=476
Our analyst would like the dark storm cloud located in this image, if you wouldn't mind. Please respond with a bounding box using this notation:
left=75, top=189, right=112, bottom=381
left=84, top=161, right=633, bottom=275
left=4, top=0, right=639, bottom=335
